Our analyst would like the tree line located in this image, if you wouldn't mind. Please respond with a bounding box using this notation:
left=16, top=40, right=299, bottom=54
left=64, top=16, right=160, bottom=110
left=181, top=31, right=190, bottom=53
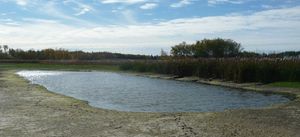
left=170, top=38, right=300, bottom=58
left=0, top=47, right=158, bottom=60
left=1, top=38, right=299, bottom=60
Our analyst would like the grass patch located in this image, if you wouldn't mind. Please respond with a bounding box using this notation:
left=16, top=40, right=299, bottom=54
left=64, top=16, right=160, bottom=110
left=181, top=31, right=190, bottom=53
left=0, top=63, right=120, bottom=72
left=268, top=82, right=300, bottom=89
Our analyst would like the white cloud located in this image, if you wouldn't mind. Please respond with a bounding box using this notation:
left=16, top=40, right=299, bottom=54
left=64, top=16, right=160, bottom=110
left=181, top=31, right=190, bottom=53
left=39, top=1, right=96, bottom=26
left=16, top=0, right=27, bottom=6
left=1, top=6, right=300, bottom=53
left=63, top=0, right=94, bottom=16
left=0, top=18, right=20, bottom=26
left=4, top=22, right=20, bottom=26
left=74, top=5, right=93, bottom=16
left=261, top=5, right=273, bottom=9
left=170, top=0, right=193, bottom=8
left=208, top=0, right=245, bottom=5
left=120, top=10, right=138, bottom=24
left=0, top=18, right=13, bottom=22
left=140, top=3, right=157, bottom=10
left=14, top=0, right=39, bottom=7
left=100, top=0, right=147, bottom=4
left=22, top=18, right=59, bottom=24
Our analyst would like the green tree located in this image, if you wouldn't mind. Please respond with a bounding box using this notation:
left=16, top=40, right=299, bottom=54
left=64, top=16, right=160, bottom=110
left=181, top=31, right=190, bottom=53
left=171, top=38, right=242, bottom=58
left=171, top=42, right=193, bottom=57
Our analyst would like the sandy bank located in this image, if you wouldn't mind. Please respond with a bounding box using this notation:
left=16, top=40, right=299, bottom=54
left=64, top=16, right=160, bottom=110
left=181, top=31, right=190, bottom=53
left=0, top=70, right=300, bottom=137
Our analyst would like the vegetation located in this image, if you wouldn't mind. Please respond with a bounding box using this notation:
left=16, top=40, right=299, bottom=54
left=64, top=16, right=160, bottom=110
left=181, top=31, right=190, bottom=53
left=121, top=38, right=300, bottom=83
left=171, top=38, right=242, bottom=57
left=170, top=38, right=300, bottom=58
left=120, top=38, right=300, bottom=84
left=1, top=40, right=300, bottom=60
left=120, top=58, right=300, bottom=83
left=0, top=46, right=157, bottom=60
left=0, top=45, right=9, bottom=59
left=1, top=38, right=300, bottom=84
left=268, top=82, right=300, bottom=89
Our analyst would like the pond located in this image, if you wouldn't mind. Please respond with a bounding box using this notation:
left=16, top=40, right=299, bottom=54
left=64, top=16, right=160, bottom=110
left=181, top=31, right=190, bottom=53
left=17, top=70, right=289, bottom=112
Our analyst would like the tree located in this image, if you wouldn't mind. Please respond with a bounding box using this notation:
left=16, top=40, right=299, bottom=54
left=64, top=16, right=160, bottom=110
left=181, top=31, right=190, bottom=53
left=3, top=45, right=8, bottom=54
left=171, top=42, right=193, bottom=57
left=171, top=38, right=243, bottom=58
left=198, top=38, right=242, bottom=57
left=191, top=41, right=208, bottom=57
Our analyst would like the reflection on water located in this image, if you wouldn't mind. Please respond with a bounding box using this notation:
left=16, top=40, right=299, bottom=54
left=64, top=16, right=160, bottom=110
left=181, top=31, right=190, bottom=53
left=17, top=70, right=289, bottom=112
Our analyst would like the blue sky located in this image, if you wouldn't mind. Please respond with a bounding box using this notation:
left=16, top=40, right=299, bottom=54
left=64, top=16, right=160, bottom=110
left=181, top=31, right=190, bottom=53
left=0, top=0, right=300, bottom=55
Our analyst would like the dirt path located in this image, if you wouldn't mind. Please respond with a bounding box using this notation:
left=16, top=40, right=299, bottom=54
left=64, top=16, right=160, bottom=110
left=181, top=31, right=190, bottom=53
left=0, top=70, right=300, bottom=137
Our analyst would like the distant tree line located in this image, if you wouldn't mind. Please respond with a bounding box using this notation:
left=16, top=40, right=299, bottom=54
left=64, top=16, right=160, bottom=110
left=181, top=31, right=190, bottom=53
left=170, top=38, right=300, bottom=58
left=0, top=46, right=158, bottom=60
left=1, top=38, right=300, bottom=60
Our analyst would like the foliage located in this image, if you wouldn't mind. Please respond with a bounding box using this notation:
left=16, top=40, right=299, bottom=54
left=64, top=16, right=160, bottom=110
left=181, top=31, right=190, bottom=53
left=0, top=45, right=10, bottom=59
left=171, top=38, right=242, bottom=58
left=171, top=42, right=194, bottom=57
left=0, top=46, right=158, bottom=60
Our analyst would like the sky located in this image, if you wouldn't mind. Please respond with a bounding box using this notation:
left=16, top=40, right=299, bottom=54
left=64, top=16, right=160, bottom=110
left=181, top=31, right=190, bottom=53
left=0, top=0, right=300, bottom=55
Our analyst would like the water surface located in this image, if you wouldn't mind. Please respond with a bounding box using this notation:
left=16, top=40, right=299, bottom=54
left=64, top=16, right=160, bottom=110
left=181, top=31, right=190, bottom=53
left=17, top=70, right=289, bottom=112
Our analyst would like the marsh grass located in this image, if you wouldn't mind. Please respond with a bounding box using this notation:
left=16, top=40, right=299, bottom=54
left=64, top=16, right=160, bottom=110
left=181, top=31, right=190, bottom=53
left=2, top=58, right=299, bottom=84
left=120, top=58, right=300, bottom=83
left=269, top=82, right=300, bottom=89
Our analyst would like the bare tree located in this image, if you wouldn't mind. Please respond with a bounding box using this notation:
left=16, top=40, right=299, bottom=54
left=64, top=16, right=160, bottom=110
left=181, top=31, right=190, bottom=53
left=3, top=45, right=8, bottom=54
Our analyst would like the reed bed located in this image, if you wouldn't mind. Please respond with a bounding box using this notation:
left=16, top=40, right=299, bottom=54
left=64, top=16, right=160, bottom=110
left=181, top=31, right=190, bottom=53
left=120, top=58, right=300, bottom=83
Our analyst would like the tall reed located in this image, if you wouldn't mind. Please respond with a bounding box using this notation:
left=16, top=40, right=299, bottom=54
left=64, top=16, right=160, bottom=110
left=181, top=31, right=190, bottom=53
left=120, top=58, right=300, bottom=83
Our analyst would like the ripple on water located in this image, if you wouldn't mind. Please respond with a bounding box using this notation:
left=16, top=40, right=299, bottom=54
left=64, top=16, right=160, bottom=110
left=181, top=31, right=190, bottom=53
left=17, top=70, right=290, bottom=112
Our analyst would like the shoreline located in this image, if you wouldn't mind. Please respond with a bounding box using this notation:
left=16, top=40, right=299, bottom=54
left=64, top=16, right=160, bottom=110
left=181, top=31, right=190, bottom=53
left=1, top=70, right=300, bottom=136
left=16, top=70, right=292, bottom=113
left=17, top=69, right=299, bottom=100
left=131, top=72, right=300, bottom=100
left=15, top=69, right=300, bottom=108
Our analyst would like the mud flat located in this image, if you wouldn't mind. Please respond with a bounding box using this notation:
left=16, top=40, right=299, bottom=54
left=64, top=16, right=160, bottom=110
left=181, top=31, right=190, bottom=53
left=1, top=70, right=300, bottom=137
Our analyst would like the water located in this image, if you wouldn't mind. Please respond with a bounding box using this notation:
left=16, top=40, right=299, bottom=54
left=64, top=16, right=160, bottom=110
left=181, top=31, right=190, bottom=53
left=17, top=70, right=289, bottom=112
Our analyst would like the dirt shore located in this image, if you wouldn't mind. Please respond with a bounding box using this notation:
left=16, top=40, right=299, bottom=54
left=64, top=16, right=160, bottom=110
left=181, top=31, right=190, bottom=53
left=1, top=70, right=300, bottom=137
